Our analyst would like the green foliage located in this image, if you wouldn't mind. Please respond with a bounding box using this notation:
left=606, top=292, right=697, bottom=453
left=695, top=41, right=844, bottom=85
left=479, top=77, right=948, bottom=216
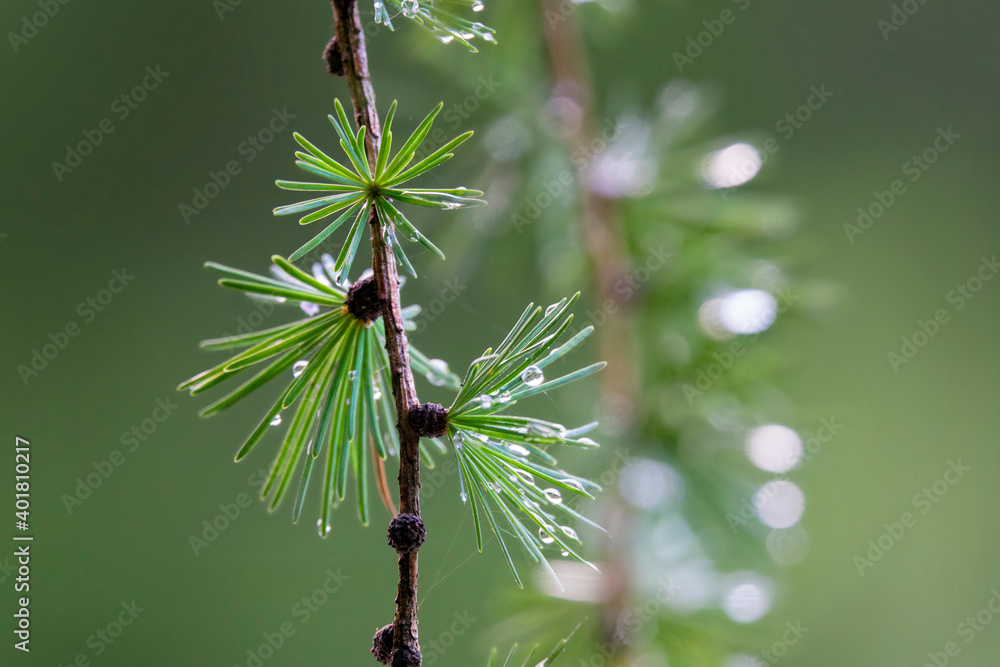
left=444, top=295, right=606, bottom=586
left=487, top=622, right=581, bottom=666
left=375, top=0, right=497, bottom=52
left=275, top=99, right=485, bottom=275
left=178, top=255, right=458, bottom=532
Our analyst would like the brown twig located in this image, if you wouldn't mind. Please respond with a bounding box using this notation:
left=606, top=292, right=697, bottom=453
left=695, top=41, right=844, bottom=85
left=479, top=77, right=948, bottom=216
left=538, top=1, right=636, bottom=662
left=538, top=0, right=637, bottom=426
left=328, top=1, right=424, bottom=664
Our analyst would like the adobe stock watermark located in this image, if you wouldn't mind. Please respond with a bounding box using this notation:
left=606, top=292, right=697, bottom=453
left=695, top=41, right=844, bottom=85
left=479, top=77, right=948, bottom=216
left=7, top=0, right=73, bottom=54
left=563, top=244, right=672, bottom=336
left=672, top=0, right=753, bottom=73
left=853, top=459, right=970, bottom=576
left=742, top=620, right=810, bottom=666
left=412, top=277, right=468, bottom=334
left=510, top=116, right=623, bottom=234
left=727, top=417, right=844, bottom=533
left=51, top=66, right=170, bottom=182
left=215, top=297, right=284, bottom=341
left=61, top=396, right=180, bottom=514
left=843, top=126, right=960, bottom=244
left=214, top=0, right=247, bottom=20
left=54, top=600, right=145, bottom=666
left=577, top=578, right=679, bottom=667
left=543, top=0, right=586, bottom=28
left=877, top=0, right=933, bottom=41
left=920, top=587, right=1000, bottom=667
left=17, top=268, right=136, bottom=386
left=718, top=84, right=835, bottom=201
left=440, top=75, right=502, bottom=131
left=188, top=467, right=267, bottom=556
left=178, top=107, right=296, bottom=224
left=887, top=255, right=998, bottom=373
left=233, top=568, right=349, bottom=667
left=421, top=611, right=478, bottom=665
left=0, top=556, right=16, bottom=585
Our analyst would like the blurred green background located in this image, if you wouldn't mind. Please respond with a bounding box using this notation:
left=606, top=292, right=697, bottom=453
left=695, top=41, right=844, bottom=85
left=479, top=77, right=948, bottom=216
left=2, top=0, right=998, bottom=665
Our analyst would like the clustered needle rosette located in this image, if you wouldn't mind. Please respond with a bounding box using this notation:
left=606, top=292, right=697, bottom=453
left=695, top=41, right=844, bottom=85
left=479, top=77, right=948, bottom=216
left=441, top=293, right=607, bottom=586
left=274, top=98, right=485, bottom=277
left=374, top=0, right=496, bottom=52
left=177, top=254, right=459, bottom=534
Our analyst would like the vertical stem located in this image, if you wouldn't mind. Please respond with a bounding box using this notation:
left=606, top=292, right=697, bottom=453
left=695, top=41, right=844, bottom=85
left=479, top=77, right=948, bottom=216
left=537, top=0, right=637, bottom=426
left=329, top=1, right=423, bottom=664
left=538, top=2, right=635, bottom=662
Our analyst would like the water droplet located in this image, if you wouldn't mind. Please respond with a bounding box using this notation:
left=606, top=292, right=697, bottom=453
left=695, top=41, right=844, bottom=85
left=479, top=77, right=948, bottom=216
left=270, top=414, right=282, bottom=426
left=300, top=301, right=320, bottom=317
left=482, top=33, right=496, bottom=43
left=348, top=370, right=358, bottom=381
left=545, top=303, right=558, bottom=315
left=472, top=0, right=484, bottom=11
left=460, top=491, right=468, bottom=503
left=505, top=443, right=530, bottom=457
left=515, top=469, right=535, bottom=485
left=400, top=0, right=419, bottom=17
left=321, top=254, right=341, bottom=284
left=560, top=549, right=570, bottom=557
left=543, top=488, right=563, bottom=504
left=576, top=437, right=598, bottom=447
left=561, top=525, right=579, bottom=541
left=453, top=432, right=464, bottom=450
left=496, top=391, right=512, bottom=404
left=373, top=384, right=382, bottom=400
left=426, top=359, right=450, bottom=386
left=521, top=365, right=544, bottom=387
left=488, top=482, right=501, bottom=492
left=478, top=394, right=493, bottom=409
left=438, top=34, right=455, bottom=44
left=528, top=423, right=557, bottom=438
left=293, top=360, right=308, bottom=378
left=562, top=479, right=585, bottom=493
left=539, top=528, right=555, bottom=544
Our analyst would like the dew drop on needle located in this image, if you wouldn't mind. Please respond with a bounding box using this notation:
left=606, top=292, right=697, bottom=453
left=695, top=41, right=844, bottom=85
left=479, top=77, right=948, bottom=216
left=521, top=365, right=544, bottom=387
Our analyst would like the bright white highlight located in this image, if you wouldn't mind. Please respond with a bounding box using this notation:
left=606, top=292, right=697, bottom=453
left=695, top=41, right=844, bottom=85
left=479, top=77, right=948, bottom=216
left=719, top=289, right=777, bottom=335
left=766, top=525, right=810, bottom=566
left=722, top=574, right=773, bottom=623
left=619, top=459, right=685, bottom=509
left=701, top=142, right=762, bottom=189
left=754, top=480, right=805, bottom=529
left=725, top=656, right=766, bottom=667
left=746, top=424, right=803, bottom=473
